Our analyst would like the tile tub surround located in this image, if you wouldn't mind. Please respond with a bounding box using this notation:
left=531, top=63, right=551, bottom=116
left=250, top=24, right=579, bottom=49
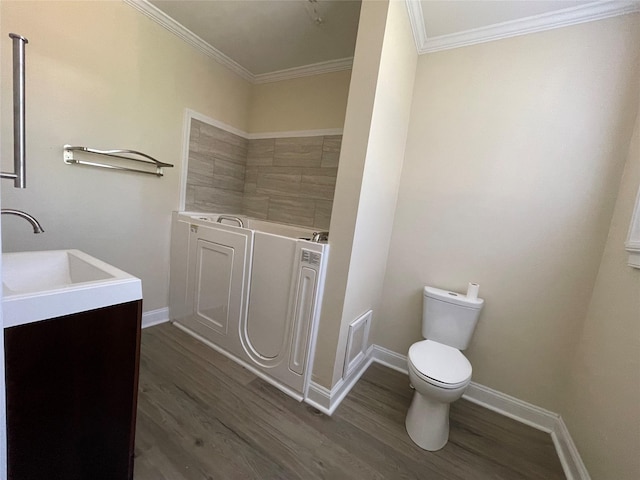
left=244, top=136, right=340, bottom=229
left=185, top=119, right=341, bottom=229
left=186, top=119, right=248, bottom=213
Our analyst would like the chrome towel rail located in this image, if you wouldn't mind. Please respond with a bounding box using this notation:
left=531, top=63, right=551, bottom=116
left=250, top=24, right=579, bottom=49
left=1, top=34, right=29, bottom=188
left=63, top=145, right=174, bottom=177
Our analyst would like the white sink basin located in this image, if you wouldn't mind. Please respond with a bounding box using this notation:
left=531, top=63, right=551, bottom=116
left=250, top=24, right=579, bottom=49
left=2, top=249, right=142, bottom=328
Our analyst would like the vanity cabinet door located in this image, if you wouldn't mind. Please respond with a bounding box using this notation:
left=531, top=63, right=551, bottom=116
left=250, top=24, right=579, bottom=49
left=5, top=300, right=142, bottom=480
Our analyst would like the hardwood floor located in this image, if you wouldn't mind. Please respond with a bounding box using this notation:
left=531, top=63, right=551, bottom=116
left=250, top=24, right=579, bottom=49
left=134, top=323, right=566, bottom=480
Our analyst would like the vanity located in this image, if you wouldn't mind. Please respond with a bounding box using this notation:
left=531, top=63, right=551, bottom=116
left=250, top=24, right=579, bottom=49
left=2, top=250, right=142, bottom=480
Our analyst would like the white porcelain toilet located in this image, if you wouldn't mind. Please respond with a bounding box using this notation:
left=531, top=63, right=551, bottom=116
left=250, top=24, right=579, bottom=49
left=405, top=286, right=484, bottom=451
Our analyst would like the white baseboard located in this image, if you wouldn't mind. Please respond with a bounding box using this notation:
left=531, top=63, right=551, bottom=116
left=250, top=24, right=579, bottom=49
left=142, top=307, right=170, bottom=329
left=304, top=382, right=333, bottom=415
left=305, top=344, right=402, bottom=416
left=463, top=382, right=589, bottom=480
left=552, top=416, right=592, bottom=480
left=327, top=343, right=589, bottom=480
left=371, top=344, right=409, bottom=374
left=462, top=382, right=558, bottom=433
left=305, top=345, right=374, bottom=416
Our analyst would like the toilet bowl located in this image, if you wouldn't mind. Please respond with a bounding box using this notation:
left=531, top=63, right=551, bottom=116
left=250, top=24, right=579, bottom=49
left=405, top=340, right=471, bottom=451
left=404, top=286, right=483, bottom=451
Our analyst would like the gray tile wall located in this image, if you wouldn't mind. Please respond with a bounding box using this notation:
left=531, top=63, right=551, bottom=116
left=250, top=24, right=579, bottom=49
left=185, top=119, right=248, bottom=213
left=186, top=119, right=341, bottom=230
left=243, top=136, right=340, bottom=229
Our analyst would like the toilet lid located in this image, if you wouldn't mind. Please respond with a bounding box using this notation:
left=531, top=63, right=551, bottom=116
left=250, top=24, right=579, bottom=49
left=408, top=340, right=472, bottom=386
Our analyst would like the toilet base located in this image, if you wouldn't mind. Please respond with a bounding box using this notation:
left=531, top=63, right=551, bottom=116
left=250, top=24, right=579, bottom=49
left=405, top=390, right=450, bottom=451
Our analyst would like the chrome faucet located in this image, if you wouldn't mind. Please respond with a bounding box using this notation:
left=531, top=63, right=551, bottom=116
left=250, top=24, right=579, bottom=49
left=312, top=231, right=329, bottom=242
left=1, top=209, right=44, bottom=233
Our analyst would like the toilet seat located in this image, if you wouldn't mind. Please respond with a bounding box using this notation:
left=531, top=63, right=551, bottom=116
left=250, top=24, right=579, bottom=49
left=408, top=340, right=472, bottom=389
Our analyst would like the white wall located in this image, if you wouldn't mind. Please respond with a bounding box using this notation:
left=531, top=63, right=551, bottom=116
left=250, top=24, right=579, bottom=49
left=313, top=0, right=417, bottom=387
left=5, top=7, right=639, bottom=477
left=312, top=0, right=388, bottom=386
left=376, top=13, right=640, bottom=412
left=0, top=3, right=6, bottom=473
left=0, top=1, right=253, bottom=312
left=563, top=95, right=640, bottom=480
left=0, top=1, right=353, bottom=470
left=248, top=70, right=351, bottom=134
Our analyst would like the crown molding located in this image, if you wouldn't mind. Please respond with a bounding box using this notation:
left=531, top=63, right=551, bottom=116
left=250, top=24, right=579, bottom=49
left=406, top=0, right=640, bottom=55
left=253, top=57, right=353, bottom=84
left=123, top=0, right=254, bottom=82
left=404, top=0, right=427, bottom=53
left=123, top=0, right=353, bottom=84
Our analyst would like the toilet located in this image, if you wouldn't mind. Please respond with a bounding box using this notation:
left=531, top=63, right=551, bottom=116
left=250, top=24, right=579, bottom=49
left=405, top=286, right=484, bottom=451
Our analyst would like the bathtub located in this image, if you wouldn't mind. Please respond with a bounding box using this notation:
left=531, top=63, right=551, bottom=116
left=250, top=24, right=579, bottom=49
left=189, top=213, right=325, bottom=240
left=169, top=212, right=329, bottom=400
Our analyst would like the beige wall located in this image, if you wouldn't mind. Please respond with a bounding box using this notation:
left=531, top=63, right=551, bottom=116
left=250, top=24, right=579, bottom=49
left=0, top=1, right=351, bottom=318
left=376, top=14, right=640, bottom=412
left=248, top=70, right=351, bottom=134
left=0, top=1, right=252, bottom=311
left=312, top=0, right=388, bottom=387
left=0, top=3, right=6, bottom=473
left=313, top=0, right=417, bottom=387
left=563, top=97, right=640, bottom=480
left=5, top=8, right=639, bottom=477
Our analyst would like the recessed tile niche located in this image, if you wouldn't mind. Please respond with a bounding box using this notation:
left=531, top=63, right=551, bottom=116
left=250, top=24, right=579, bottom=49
left=185, top=118, right=341, bottom=230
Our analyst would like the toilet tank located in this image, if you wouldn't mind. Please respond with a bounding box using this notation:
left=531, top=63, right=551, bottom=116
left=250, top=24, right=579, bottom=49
left=422, top=286, right=484, bottom=350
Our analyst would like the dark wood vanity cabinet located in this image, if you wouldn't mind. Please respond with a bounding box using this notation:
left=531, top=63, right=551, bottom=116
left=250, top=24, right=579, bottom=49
left=5, top=300, right=142, bottom=480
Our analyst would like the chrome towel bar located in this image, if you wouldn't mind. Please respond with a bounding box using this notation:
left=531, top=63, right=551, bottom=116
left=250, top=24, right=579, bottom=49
left=63, top=145, right=173, bottom=177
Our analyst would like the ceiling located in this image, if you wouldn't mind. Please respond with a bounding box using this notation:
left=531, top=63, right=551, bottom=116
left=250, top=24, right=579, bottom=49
left=422, top=1, right=593, bottom=37
left=147, top=0, right=361, bottom=76
left=127, top=0, right=640, bottom=83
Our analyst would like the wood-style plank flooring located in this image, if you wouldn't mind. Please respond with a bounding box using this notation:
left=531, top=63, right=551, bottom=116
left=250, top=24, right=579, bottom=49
left=134, top=323, right=565, bottom=479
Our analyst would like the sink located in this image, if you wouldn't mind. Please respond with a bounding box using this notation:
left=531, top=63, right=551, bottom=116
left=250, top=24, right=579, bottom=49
left=2, top=249, right=142, bottom=328
left=3, top=250, right=114, bottom=294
